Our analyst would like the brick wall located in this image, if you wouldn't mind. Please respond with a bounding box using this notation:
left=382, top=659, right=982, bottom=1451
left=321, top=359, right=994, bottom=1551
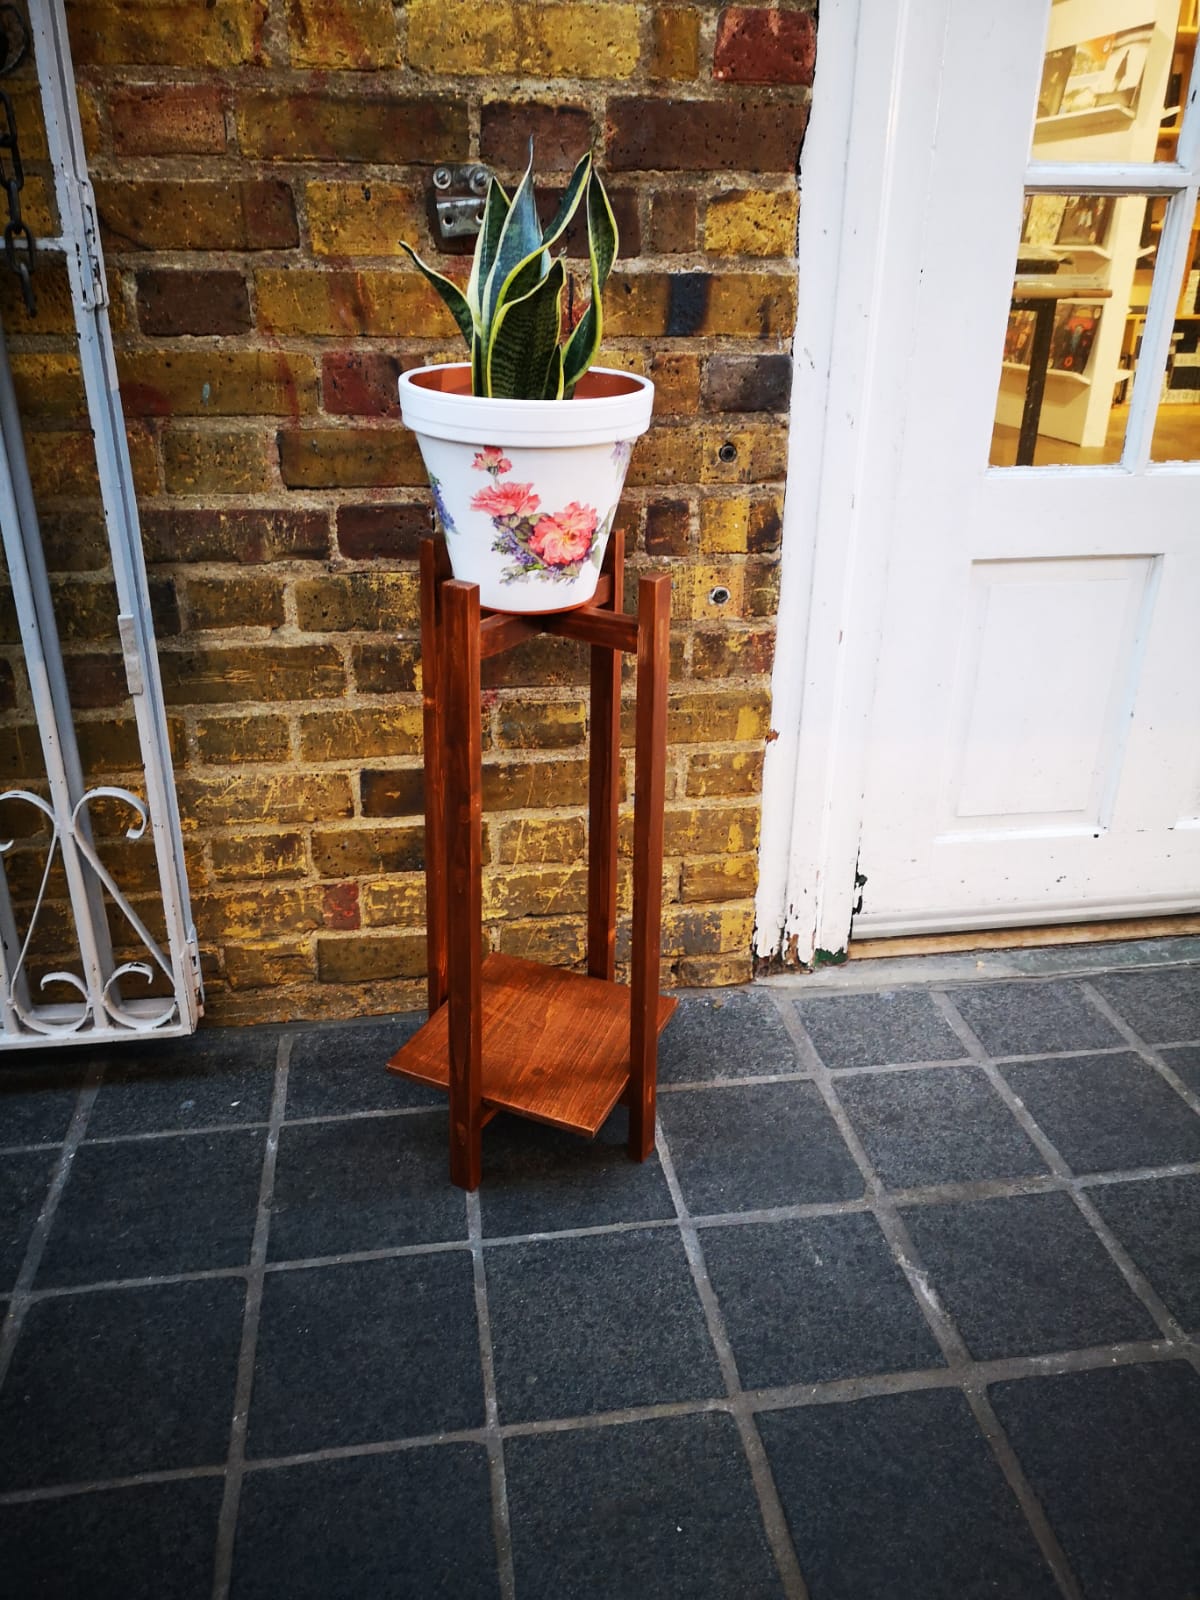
left=0, top=0, right=813, bottom=1024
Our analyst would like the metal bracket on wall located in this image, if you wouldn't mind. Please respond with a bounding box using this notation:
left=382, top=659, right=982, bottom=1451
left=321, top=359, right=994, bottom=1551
left=430, top=163, right=493, bottom=248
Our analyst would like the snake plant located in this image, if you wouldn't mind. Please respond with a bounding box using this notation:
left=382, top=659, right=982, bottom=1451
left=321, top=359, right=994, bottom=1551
left=400, top=143, right=618, bottom=401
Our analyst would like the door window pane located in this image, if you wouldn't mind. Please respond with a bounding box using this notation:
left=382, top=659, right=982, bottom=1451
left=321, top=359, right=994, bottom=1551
left=990, top=192, right=1154, bottom=466
left=1151, top=193, right=1200, bottom=459
left=1031, top=0, right=1196, bottom=162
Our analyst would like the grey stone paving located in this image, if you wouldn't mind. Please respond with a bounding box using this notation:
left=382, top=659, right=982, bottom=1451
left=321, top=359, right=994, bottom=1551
left=1, top=961, right=1198, bottom=1598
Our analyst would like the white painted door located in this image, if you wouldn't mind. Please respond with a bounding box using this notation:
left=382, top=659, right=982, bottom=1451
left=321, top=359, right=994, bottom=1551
left=851, top=0, right=1200, bottom=936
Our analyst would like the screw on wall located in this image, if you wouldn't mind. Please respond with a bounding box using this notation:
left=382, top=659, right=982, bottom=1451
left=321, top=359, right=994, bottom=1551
left=428, top=163, right=493, bottom=253
left=708, top=586, right=731, bottom=606
left=717, top=440, right=738, bottom=463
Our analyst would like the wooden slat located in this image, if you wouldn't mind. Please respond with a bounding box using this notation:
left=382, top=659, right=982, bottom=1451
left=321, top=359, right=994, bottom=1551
left=388, top=954, right=677, bottom=1137
left=442, top=579, right=484, bottom=1191
left=542, top=606, right=639, bottom=653
left=419, top=539, right=448, bottom=1015
left=479, top=612, right=542, bottom=658
left=587, top=530, right=624, bottom=981
left=629, top=572, right=671, bottom=1161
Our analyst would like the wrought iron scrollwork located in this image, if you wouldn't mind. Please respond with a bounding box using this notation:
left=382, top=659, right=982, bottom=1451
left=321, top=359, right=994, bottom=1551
left=0, top=785, right=179, bottom=1036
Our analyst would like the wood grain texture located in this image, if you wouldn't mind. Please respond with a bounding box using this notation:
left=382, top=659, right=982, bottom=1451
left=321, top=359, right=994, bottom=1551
left=388, top=953, right=677, bottom=1137
left=419, top=537, right=448, bottom=1015
left=629, top=572, right=672, bottom=1161
left=587, top=529, right=624, bottom=981
left=442, top=579, right=484, bottom=1190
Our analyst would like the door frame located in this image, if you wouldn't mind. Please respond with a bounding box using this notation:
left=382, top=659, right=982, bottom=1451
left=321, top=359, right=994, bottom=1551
left=755, top=0, right=957, bottom=963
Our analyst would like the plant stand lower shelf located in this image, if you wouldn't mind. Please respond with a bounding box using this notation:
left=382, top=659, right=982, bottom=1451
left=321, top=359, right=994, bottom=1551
left=387, top=529, right=675, bottom=1189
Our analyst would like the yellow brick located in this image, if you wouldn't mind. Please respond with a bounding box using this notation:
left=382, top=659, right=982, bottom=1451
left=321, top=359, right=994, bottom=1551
left=178, top=772, right=352, bottom=829
left=255, top=270, right=458, bottom=339
left=11, top=353, right=86, bottom=421
left=26, top=428, right=158, bottom=501
left=68, top=3, right=267, bottom=67
left=195, top=715, right=292, bottom=765
left=360, top=878, right=426, bottom=928
left=495, top=918, right=585, bottom=965
left=407, top=0, right=639, bottom=78
left=677, top=565, right=747, bottom=622
left=706, top=191, right=799, bottom=258
left=288, top=0, right=397, bottom=67
left=210, top=833, right=308, bottom=882
left=225, top=940, right=314, bottom=990
left=677, top=951, right=754, bottom=986
left=163, top=429, right=276, bottom=496
left=298, top=707, right=424, bottom=762
left=306, top=182, right=425, bottom=258
left=650, top=8, right=700, bottom=79
left=699, top=498, right=749, bottom=555
left=195, top=885, right=328, bottom=940
left=483, top=866, right=588, bottom=920
left=681, top=854, right=759, bottom=902
left=293, top=572, right=420, bottom=633
left=495, top=700, right=587, bottom=751
left=686, top=750, right=764, bottom=798
left=494, top=816, right=587, bottom=865
left=117, top=351, right=318, bottom=418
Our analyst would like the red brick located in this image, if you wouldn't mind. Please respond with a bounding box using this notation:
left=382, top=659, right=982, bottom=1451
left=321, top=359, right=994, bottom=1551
left=607, top=97, right=807, bottom=172
left=714, top=7, right=817, bottom=85
left=97, top=180, right=297, bottom=251
left=238, top=92, right=468, bottom=163
left=322, top=882, right=361, bottom=930
left=649, top=192, right=698, bottom=253
left=109, top=85, right=227, bottom=155
left=481, top=102, right=595, bottom=171
left=322, top=352, right=403, bottom=417
left=337, top=504, right=430, bottom=561
left=644, top=499, right=691, bottom=557
left=137, top=271, right=251, bottom=338
left=140, top=509, right=329, bottom=565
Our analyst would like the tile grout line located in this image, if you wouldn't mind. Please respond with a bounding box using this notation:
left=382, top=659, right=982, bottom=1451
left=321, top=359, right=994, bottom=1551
left=0, top=1065, right=102, bottom=1399
left=0, top=1335, right=1185, bottom=1509
left=655, top=1119, right=811, bottom=1600
left=770, top=989, right=1086, bottom=1600
left=1078, top=982, right=1200, bottom=1120
left=465, top=1189, right=517, bottom=1600
left=210, top=1034, right=292, bottom=1600
left=931, top=991, right=1199, bottom=1366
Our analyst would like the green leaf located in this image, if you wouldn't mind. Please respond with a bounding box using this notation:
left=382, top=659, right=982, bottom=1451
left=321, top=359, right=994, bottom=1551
left=542, top=343, right=565, bottom=400
left=482, top=143, right=545, bottom=338
left=398, top=241, right=475, bottom=351
left=486, top=258, right=566, bottom=399
left=471, top=331, right=485, bottom=397
left=486, top=152, right=592, bottom=351
left=562, top=171, right=618, bottom=393
left=541, top=152, right=591, bottom=251
left=466, top=177, right=510, bottom=321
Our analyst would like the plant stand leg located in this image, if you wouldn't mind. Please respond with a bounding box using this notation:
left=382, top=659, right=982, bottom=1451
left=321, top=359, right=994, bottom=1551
left=420, top=538, right=449, bottom=1015
left=587, top=529, right=624, bottom=982
left=442, top=579, right=484, bottom=1191
left=629, top=572, right=671, bottom=1161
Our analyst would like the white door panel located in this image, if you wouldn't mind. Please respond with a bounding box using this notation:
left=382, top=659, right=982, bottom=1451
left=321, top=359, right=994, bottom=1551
left=853, top=0, right=1200, bottom=936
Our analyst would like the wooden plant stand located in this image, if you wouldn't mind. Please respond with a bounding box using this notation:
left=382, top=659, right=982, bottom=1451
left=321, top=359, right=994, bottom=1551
left=387, top=529, right=677, bottom=1190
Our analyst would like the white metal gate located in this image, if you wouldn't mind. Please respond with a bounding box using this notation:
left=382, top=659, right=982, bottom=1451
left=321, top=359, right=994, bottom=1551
left=0, top=0, right=200, bottom=1044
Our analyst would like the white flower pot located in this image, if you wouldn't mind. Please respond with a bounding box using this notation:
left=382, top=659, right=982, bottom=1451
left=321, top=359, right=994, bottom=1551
left=398, top=363, right=654, bottom=613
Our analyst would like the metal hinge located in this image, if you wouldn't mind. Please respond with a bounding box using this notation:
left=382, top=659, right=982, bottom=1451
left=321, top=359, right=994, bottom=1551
left=73, top=177, right=107, bottom=309
left=117, top=613, right=144, bottom=697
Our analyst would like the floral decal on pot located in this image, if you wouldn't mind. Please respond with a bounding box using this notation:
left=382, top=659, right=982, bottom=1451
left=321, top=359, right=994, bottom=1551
left=469, top=445, right=609, bottom=585
left=428, top=474, right=457, bottom=536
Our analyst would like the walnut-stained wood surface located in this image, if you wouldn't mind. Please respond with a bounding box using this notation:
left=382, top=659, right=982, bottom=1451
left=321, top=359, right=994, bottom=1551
left=388, top=953, right=677, bottom=1137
